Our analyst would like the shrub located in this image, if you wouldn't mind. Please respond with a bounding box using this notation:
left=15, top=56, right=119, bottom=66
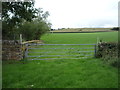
left=96, top=42, right=119, bottom=67
left=18, top=19, right=50, bottom=41
left=111, top=27, right=119, bottom=31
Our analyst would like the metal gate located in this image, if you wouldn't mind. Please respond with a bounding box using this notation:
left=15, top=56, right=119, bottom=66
left=25, top=43, right=96, bottom=60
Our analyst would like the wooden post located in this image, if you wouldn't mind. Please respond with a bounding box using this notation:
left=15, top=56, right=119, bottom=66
left=94, top=44, right=97, bottom=57
left=25, top=44, right=28, bottom=58
left=20, top=34, right=22, bottom=44
left=97, top=37, right=99, bottom=44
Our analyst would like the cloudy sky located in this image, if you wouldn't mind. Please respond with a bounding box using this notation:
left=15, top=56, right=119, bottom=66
left=35, top=0, right=119, bottom=29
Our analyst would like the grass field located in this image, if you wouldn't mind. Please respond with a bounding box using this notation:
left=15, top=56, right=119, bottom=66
left=42, top=32, right=118, bottom=44
left=3, top=31, right=118, bottom=88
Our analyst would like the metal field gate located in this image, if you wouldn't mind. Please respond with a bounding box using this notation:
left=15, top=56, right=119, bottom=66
left=25, top=43, right=96, bottom=60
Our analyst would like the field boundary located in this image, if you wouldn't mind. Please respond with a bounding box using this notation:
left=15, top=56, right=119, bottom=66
left=50, top=31, right=115, bottom=33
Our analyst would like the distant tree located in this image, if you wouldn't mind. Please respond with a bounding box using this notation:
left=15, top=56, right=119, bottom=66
left=51, top=29, right=54, bottom=31
left=111, top=27, right=119, bottom=31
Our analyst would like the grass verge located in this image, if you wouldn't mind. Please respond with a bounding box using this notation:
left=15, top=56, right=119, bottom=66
left=3, top=58, right=118, bottom=88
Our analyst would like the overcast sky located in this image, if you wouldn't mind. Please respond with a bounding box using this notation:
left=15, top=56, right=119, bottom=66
left=35, top=0, right=119, bottom=29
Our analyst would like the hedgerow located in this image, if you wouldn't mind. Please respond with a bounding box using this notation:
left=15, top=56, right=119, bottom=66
left=96, top=42, right=119, bottom=67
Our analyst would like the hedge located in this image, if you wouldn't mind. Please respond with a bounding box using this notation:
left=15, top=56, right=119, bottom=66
left=96, top=42, right=119, bottom=67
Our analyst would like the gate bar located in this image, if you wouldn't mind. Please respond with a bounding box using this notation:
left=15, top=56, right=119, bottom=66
left=27, top=54, right=93, bottom=57
left=28, top=47, right=95, bottom=49
left=28, top=44, right=96, bottom=46
left=28, top=57, right=91, bottom=60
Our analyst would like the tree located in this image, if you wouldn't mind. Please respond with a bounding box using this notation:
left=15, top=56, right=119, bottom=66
left=18, top=19, right=50, bottom=41
left=2, top=1, right=51, bottom=40
left=111, top=27, right=119, bottom=31
left=18, top=8, right=51, bottom=41
left=2, top=1, right=38, bottom=39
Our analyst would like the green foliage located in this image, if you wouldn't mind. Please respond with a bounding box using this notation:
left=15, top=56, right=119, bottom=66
left=18, top=21, right=34, bottom=41
left=96, top=42, right=118, bottom=57
left=2, top=21, right=19, bottom=40
left=2, top=2, right=42, bottom=40
left=2, top=2, right=37, bottom=24
left=18, top=19, right=50, bottom=41
left=96, top=42, right=119, bottom=67
left=111, top=27, right=119, bottom=31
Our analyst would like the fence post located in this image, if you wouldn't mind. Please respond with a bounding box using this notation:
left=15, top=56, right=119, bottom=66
left=94, top=44, right=97, bottom=57
left=20, top=34, right=22, bottom=44
left=25, top=44, right=28, bottom=58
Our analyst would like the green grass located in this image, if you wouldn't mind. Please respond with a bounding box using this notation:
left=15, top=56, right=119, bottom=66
left=3, top=59, right=118, bottom=88
left=3, top=31, right=118, bottom=88
left=42, top=32, right=118, bottom=44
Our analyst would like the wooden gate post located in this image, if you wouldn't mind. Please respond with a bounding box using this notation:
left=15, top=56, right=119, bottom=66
left=94, top=44, right=97, bottom=57
left=25, top=44, right=28, bottom=58
left=20, top=34, right=22, bottom=44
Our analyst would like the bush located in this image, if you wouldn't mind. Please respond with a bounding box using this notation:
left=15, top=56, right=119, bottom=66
left=18, top=19, right=50, bottom=41
left=111, top=27, right=119, bottom=31
left=96, top=42, right=119, bottom=67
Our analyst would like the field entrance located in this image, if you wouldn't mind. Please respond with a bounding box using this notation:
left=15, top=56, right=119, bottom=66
left=25, top=43, right=96, bottom=60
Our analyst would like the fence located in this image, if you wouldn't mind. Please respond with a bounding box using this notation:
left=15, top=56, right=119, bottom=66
left=25, top=43, right=96, bottom=60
